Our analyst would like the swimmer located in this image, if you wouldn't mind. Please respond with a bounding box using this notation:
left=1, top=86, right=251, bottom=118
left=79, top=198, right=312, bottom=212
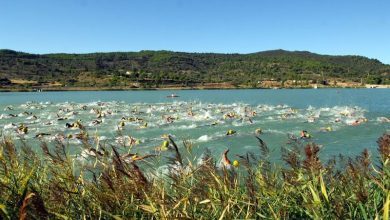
left=118, top=121, right=125, bottom=130
left=22, top=111, right=32, bottom=116
left=224, top=112, right=236, bottom=119
left=165, top=116, right=175, bottom=123
left=226, top=129, right=236, bottom=136
left=250, top=111, right=257, bottom=117
left=123, top=117, right=136, bottom=122
left=57, top=114, right=67, bottom=121
left=307, top=117, right=316, bottom=123
left=221, top=149, right=232, bottom=167
left=139, top=122, right=148, bottom=129
left=91, top=119, right=102, bottom=126
left=66, top=120, right=84, bottom=129
left=5, top=106, right=13, bottom=111
left=320, top=127, right=332, bottom=132
left=156, top=140, right=170, bottom=151
left=27, top=115, right=38, bottom=120
left=160, top=134, right=170, bottom=139
left=351, top=118, right=367, bottom=126
left=281, top=114, right=289, bottom=120
left=134, top=117, right=144, bottom=123
left=96, top=109, right=105, bottom=118
left=17, top=124, right=28, bottom=134
left=187, top=110, right=194, bottom=116
left=221, top=149, right=239, bottom=169
left=255, top=128, right=263, bottom=135
left=378, top=117, right=390, bottom=123
left=35, top=133, right=51, bottom=138
left=300, top=130, right=311, bottom=139
left=80, top=148, right=104, bottom=158
left=351, top=120, right=360, bottom=126
left=75, top=131, right=88, bottom=140
left=74, top=120, right=83, bottom=128
left=136, top=117, right=144, bottom=123
left=121, top=153, right=157, bottom=163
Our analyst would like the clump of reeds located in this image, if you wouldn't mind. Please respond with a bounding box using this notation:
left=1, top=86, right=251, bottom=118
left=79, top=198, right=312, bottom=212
left=0, top=132, right=389, bottom=219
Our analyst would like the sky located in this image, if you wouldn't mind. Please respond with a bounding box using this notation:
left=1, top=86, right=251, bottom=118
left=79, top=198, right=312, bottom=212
left=0, top=0, right=389, bottom=63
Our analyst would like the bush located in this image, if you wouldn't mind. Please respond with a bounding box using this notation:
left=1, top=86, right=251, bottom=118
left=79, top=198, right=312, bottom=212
left=0, top=133, right=389, bottom=219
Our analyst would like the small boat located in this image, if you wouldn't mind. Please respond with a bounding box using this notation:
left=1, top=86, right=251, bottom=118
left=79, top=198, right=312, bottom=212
left=167, top=94, right=179, bottom=98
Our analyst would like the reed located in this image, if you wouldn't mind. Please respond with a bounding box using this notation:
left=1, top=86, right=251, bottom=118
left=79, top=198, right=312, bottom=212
left=0, top=132, right=389, bottom=219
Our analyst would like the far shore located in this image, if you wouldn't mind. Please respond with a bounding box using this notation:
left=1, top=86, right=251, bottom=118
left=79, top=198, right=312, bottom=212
left=0, top=82, right=389, bottom=92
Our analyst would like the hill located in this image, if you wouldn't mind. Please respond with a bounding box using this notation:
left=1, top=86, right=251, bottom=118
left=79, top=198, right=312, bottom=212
left=0, top=49, right=389, bottom=89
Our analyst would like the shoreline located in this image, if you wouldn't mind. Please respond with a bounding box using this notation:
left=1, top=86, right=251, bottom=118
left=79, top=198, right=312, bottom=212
left=1, top=84, right=389, bottom=92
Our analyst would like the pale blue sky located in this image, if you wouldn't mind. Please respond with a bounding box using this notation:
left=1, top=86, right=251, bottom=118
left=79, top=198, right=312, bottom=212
left=1, top=0, right=389, bottom=63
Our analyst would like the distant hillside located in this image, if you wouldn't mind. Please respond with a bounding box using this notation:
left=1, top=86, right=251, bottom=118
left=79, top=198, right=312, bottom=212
left=0, top=49, right=389, bottom=88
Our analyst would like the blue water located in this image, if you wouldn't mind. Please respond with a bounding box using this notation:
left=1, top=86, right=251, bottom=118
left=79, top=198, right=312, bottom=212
left=1, top=89, right=389, bottom=112
left=0, top=89, right=389, bottom=163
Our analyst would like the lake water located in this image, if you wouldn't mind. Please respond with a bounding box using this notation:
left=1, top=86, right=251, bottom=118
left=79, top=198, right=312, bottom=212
left=0, top=89, right=389, bottom=163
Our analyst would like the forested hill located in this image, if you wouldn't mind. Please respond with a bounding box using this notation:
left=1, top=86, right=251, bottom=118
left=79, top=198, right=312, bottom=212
left=0, top=49, right=389, bottom=88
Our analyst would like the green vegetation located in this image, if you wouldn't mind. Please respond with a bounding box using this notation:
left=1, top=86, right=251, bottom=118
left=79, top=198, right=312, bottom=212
left=0, top=49, right=389, bottom=89
left=0, top=132, right=389, bottom=219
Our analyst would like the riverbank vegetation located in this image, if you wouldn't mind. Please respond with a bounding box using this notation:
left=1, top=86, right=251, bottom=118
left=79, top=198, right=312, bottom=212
left=1, top=49, right=389, bottom=90
left=0, top=131, right=389, bottom=219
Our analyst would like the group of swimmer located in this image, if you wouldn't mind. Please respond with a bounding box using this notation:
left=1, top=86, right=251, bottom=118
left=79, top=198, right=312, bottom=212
left=2, top=101, right=389, bottom=172
left=1, top=101, right=387, bottom=149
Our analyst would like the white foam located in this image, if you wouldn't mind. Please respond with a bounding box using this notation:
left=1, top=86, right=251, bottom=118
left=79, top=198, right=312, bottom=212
left=3, top=123, right=16, bottom=130
left=197, top=135, right=211, bottom=142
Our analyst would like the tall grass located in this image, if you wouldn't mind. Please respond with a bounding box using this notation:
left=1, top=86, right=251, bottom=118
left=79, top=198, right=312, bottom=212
left=0, top=132, right=389, bottom=219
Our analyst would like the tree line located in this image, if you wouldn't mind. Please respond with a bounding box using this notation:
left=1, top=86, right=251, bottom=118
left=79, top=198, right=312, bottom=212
left=0, top=49, right=389, bottom=87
